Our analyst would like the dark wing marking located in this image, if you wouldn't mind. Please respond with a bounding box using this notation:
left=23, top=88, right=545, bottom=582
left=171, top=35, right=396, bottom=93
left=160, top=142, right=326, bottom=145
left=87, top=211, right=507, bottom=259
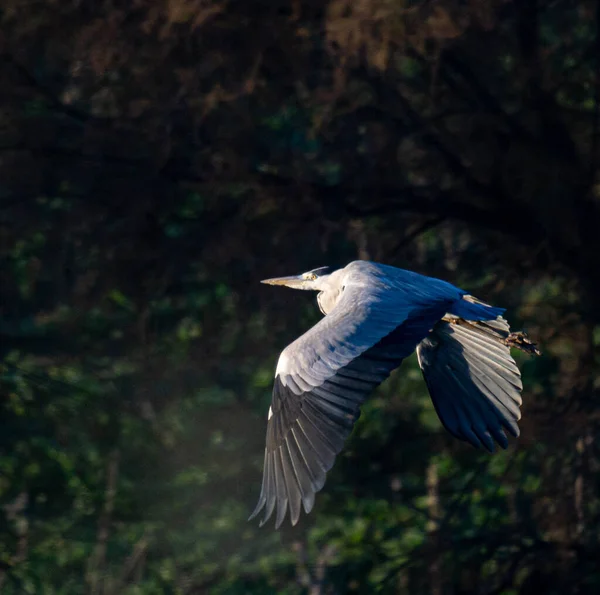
left=249, top=307, right=447, bottom=528
left=416, top=318, right=523, bottom=452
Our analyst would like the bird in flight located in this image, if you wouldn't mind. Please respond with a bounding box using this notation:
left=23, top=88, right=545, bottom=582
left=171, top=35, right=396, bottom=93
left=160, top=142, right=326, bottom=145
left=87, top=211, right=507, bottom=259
left=249, top=261, right=539, bottom=529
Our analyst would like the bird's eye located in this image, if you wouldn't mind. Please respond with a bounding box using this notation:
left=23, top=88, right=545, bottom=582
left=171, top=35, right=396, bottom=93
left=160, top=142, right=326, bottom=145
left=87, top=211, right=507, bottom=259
left=303, top=273, right=317, bottom=280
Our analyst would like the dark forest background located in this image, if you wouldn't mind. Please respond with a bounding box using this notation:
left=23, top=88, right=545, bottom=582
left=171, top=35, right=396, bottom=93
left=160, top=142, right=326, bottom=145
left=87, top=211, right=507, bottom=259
left=1, top=0, right=599, bottom=593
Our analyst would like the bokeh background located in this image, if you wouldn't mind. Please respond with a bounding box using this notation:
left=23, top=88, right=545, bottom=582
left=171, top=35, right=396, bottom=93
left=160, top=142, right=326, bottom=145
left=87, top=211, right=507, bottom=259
left=1, top=1, right=599, bottom=593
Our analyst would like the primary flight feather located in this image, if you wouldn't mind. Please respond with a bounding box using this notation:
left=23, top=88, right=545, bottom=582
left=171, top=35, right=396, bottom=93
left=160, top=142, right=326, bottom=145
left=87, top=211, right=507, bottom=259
left=249, top=261, right=539, bottom=529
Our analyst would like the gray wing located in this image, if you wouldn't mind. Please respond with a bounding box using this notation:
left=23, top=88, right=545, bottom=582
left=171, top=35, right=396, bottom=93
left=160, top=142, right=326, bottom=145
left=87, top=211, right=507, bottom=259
left=250, top=284, right=452, bottom=528
left=416, top=316, right=523, bottom=452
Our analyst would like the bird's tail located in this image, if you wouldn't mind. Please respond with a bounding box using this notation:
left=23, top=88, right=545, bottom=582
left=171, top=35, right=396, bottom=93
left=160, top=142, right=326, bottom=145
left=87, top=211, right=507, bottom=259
left=449, top=295, right=505, bottom=321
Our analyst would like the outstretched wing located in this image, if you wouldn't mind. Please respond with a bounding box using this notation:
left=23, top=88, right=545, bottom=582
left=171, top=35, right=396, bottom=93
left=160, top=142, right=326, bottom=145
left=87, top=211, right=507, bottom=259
left=416, top=316, right=523, bottom=452
left=250, top=282, right=454, bottom=528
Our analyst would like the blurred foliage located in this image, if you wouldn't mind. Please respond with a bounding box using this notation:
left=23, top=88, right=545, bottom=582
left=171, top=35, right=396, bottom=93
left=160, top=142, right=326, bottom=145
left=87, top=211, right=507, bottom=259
left=1, top=0, right=600, bottom=593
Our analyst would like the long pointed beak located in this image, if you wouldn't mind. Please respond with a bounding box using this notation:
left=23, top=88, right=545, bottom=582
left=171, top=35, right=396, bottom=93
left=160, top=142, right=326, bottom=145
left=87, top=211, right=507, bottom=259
left=260, top=275, right=305, bottom=288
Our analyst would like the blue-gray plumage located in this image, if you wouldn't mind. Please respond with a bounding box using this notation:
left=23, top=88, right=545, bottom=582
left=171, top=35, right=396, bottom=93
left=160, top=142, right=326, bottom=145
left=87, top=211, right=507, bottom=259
left=249, top=261, right=539, bottom=529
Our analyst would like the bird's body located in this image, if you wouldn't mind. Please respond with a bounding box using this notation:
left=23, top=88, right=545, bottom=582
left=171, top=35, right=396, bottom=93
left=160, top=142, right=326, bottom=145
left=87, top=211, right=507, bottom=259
left=250, top=261, right=539, bottom=529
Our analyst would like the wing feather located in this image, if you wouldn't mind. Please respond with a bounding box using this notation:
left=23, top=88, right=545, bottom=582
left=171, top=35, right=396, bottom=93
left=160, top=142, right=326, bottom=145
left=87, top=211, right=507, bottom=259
left=273, top=450, right=289, bottom=528
left=251, top=297, right=450, bottom=528
left=280, top=444, right=302, bottom=526
left=417, top=317, right=523, bottom=451
left=293, top=422, right=329, bottom=480
left=443, top=340, right=520, bottom=425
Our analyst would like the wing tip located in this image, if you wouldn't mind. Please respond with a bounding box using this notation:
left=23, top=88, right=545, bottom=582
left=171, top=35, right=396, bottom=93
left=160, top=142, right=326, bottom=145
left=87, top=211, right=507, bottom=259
left=249, top=489, right=318, bottom=529
left=247, top=503, right=263, bottom=523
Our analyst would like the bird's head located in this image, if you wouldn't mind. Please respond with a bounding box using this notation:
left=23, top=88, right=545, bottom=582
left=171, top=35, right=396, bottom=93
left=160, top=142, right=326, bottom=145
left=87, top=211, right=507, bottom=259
left=261, top=266, right=331, bottom=290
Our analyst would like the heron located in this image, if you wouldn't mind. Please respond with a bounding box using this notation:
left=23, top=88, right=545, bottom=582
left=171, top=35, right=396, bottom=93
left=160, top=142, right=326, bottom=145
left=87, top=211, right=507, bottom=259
left=249, top=260, right=539, bottom=529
